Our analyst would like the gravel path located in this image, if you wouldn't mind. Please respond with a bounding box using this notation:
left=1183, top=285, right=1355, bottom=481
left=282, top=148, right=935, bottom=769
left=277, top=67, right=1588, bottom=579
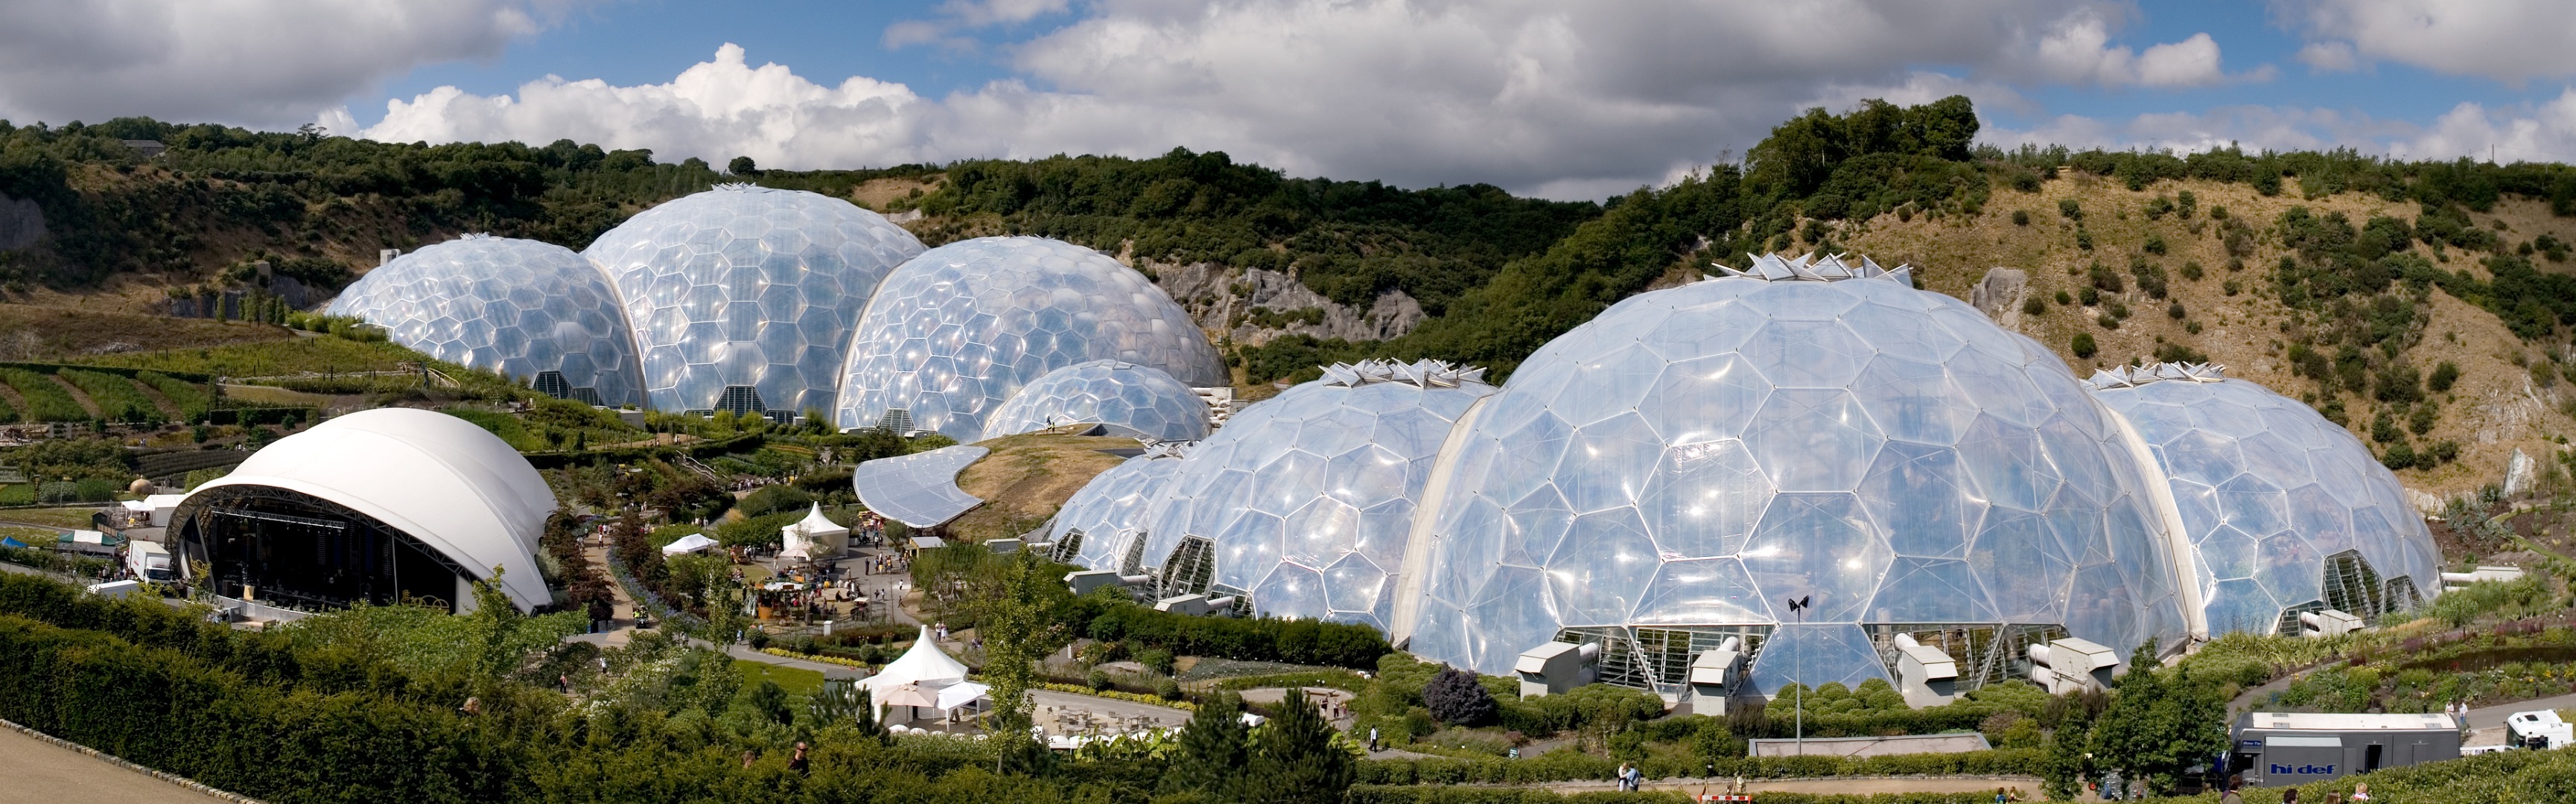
left=0, top=726, right=231, bottom=804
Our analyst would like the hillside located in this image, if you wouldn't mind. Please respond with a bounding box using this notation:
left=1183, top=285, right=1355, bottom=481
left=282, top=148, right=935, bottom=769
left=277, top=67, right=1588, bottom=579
left=1842, top=175, right=2576, bottom=500
left=5, top=101, right=2576, bottom=500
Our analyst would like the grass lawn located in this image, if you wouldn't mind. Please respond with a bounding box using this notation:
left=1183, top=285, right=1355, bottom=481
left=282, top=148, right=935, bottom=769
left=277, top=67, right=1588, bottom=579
left=0, top=507, right=104, bottom=531
left=735, top=659, right=825, bottom=697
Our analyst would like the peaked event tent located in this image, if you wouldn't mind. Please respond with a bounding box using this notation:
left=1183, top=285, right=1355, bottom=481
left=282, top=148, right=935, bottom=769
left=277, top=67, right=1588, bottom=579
left=660, top=533, right=718, bottom=555
left=859, top=625, right=976, bottom=721
left=780, top=503, right=850, bottom=561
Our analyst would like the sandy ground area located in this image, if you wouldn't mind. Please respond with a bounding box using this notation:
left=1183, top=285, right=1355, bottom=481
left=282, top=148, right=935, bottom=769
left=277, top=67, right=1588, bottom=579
left=0, top=727, right=226, bottom=804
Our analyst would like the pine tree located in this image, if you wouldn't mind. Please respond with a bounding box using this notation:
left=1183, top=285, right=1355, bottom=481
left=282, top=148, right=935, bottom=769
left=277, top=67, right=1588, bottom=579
left=1244, top=688, right=1354, bottom=804
left=1165, top=691, right=1251, bottom=797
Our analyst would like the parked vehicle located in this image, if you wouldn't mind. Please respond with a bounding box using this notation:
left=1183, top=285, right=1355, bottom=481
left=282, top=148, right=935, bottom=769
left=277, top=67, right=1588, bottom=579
left=126, top=540, right=173, bottom=584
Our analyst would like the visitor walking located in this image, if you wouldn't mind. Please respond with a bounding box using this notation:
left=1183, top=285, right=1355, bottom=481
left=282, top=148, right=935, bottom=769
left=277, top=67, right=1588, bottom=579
left=1368, top=726, right=1380, bottom=753
left=789, top=741, right=810, bottom=775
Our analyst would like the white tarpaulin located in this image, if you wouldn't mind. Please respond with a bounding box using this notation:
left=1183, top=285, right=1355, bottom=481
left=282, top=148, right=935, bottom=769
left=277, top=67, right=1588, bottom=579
left=661, top=533, right=718, bottom=555
left=935, top=680, right=990, bottom=712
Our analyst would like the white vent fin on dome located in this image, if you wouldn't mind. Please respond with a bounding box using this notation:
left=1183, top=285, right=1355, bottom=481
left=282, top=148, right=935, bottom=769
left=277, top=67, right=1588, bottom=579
left=1317, top=359, right=1490, bottom=389
left=2082, top=361, right=2230, bottom=390
left=1709, top=252, right=1912, bottom=284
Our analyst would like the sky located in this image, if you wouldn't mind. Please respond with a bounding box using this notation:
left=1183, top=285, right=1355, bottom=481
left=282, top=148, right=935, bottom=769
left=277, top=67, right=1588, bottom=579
left=7, top=1, right=2576, bottom=200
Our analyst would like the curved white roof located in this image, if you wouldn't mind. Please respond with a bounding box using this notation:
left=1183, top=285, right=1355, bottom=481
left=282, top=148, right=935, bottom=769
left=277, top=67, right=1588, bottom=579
left=181, top=407, right=556, bottom=609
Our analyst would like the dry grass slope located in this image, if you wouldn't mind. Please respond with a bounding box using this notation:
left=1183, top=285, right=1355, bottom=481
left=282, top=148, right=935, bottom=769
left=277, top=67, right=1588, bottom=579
left=1845, top=173, right=2576, bottom=499
left=944, top=428, right=1143, bottom=543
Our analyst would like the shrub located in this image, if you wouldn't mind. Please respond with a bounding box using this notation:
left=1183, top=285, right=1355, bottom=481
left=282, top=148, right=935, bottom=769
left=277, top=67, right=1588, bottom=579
left=2429, top=360, right=2461, bottom=392
left=1135, top=647, right=1176, bottom=675
left=2012, top=209, right=2030, bottom=226
left=2020, top=295, right=2047, bottom=316
left=2059, top=199, right=2082, bottom=220
left=1088, top=669, right=1114, bottom=691
left=2071, top=333, right=2098, bottom=359
left=1424, top=666, right=1499, bottom=727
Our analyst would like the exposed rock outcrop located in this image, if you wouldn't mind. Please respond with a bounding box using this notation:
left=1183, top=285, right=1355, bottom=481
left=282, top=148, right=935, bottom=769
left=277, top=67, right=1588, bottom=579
left=0, top=194, right=42, bottom=252
left=1969, top=267, right=2026, bottom=321
left=1145, top=260, right=1425, bottom=345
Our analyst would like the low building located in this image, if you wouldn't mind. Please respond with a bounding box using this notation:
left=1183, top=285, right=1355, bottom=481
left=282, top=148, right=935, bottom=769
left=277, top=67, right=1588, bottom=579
left=170, top=408, right=554, bottom=613
left=2230, top=712, right=2460, bottom=788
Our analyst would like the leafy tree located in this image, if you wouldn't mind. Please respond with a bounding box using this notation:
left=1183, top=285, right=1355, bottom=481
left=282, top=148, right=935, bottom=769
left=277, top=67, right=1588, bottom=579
left=1165, top=691, right=1253, bottom=797
left=727, top=156, right=757, bottom=175
left=1422, top=666, right=1498, bottom=726
left=1245, top=688, right=1354, bottom=804
left=982, top=549, right=1063, bottom=773
left=2087, top=643, right=2227, bottom=795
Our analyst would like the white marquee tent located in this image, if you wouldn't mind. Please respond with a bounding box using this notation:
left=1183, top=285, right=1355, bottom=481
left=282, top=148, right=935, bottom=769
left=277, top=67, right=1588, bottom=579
left=779, top=503, right=850, bottom=561
left=661, top=533, right=718, bottom=556
left=859, top=625, right=981, bottom=722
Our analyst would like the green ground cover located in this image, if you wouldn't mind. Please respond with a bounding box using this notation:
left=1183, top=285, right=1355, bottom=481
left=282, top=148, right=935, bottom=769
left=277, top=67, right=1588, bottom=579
left=0, top=368, right=88, bottom=422
left=59, top=369, right=162, bottom=424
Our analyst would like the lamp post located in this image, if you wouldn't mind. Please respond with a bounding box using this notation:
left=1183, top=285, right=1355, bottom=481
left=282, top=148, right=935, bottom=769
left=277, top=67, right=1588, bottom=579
left=1784, top=594, right=1810, bottom=756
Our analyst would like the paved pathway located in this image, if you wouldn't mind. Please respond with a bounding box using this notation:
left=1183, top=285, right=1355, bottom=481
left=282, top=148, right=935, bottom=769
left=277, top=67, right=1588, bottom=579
left=0, top=726, right=226, bottom=804
left=2465, top=692, right=2576, bottom=730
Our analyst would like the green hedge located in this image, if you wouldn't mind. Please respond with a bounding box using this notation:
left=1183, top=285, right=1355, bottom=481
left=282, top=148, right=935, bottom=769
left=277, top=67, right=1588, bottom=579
left=0, top=571, right=1167, bottom=803
left=1069, top=596, right=1392, bottom=669
left=1347, top=789, right=1993, bottom=804
left=1357, top=749, right=2046, bottom=786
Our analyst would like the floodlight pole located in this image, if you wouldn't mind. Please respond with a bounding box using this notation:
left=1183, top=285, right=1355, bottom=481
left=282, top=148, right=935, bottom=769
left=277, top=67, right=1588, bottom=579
left=1787, top=598, right=1805, bottom=757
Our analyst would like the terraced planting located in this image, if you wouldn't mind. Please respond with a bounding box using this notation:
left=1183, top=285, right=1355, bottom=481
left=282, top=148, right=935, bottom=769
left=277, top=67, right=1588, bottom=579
left=135, top=371, right=212, bottom=421
left=0, top=368, right=89, bottom=422
left=60, top=369, right=165, bottom=424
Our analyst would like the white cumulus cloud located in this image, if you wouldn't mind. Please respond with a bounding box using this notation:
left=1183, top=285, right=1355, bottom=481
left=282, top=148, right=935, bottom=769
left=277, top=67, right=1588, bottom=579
left=0, top=0, right=558, bottom=129
left=2285, top=0, right=2576, bottom=83
left=330, top=1, right=2258, bottom=198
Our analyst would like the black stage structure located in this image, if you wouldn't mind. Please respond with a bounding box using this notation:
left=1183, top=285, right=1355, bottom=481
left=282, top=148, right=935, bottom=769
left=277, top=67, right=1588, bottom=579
left=172, top=485, right=477, bottom=613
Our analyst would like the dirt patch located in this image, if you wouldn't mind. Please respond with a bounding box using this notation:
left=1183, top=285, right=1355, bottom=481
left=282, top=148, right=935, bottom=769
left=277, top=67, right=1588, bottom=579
left=849, top=175, right=944, bottom=212
left=944, top=430, right=1141, bottom=543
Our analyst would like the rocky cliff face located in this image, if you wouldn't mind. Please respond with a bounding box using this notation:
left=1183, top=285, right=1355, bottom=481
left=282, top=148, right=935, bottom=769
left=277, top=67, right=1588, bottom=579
left=1144, top=259, right=1425, bottom=346
left=0, top=194, right=44, bottom=252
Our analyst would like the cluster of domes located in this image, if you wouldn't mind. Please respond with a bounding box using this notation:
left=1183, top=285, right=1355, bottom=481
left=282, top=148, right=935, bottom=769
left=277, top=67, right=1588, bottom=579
left=1050, top=254, right=2444, bottom=698
left=330, top=188, right=1225, bottom=433
left=833, top=237, right=1226, bottom=441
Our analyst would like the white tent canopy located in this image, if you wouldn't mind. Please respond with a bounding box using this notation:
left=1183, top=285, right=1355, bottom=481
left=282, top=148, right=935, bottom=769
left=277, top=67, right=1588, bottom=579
left=859, top=625, right=976, bottom=721
left=780, top=502, right=850, bottom=561
left=661, top=533, right=718, bottom=555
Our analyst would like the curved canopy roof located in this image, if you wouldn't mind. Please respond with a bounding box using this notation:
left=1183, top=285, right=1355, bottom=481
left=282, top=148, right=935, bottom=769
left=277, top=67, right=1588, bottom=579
left=853, top=445, right=988, bottom=529
left=179, top=408, right=556, bottom=609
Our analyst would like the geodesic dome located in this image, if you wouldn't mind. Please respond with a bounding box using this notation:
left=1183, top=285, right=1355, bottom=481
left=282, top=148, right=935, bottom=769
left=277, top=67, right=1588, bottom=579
left=832, top=237, right=1226, bottom=440
left=327, top=234, right=643, bottom=407
left=1134, top=360, right=1495, bottom=631
left=979, top=360, right=1210, bottom=441
left=582, top=185, right=923, bottom=414
left=1048, top=446, right=1188, bottom=573
left=1393, top=255, right=2190, bottom=695
left=2085, top=363, right=2443, bottom=636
